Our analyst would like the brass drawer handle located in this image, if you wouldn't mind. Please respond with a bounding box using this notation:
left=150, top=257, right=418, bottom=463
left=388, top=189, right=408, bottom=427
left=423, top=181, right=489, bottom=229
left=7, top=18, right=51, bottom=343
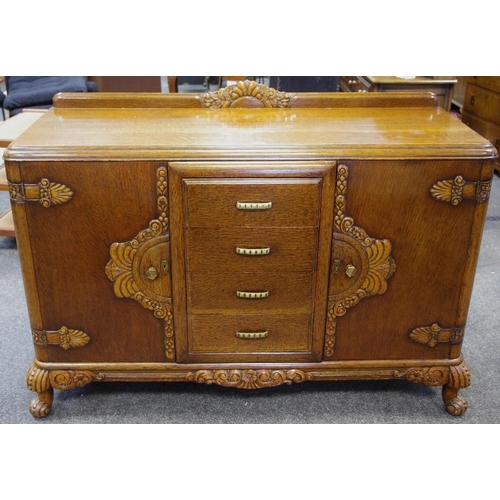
left=236, top=290, right=269, bottom=299
left=235, top=331, right=268, bottom=339
left=236, top=247, right=271, bottom=256
left=236, top=202, right=272, bottom=210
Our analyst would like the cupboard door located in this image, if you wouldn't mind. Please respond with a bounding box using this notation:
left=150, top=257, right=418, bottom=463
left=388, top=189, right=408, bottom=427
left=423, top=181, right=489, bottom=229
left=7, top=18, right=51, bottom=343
left=13, top=161, right=170, bottom=363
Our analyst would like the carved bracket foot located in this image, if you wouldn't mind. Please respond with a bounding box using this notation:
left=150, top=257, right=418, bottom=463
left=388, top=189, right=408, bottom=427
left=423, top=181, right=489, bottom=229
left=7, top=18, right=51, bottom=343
left=393, top=361, right=471, bottom=416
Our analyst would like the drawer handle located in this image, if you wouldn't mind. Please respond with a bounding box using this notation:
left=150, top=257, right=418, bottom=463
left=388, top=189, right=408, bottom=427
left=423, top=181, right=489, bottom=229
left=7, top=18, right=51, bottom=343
left=236, top=247, right=271, bottom=256
left=236, top=290, right=269, bottom=299
left=236, top=201, right=272, bottom=210
left=235, top=331, right=268, bottom=339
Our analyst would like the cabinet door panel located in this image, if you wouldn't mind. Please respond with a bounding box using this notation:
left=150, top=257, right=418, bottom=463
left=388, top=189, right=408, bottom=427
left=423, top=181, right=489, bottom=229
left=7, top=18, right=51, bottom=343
left=17, top=161, right=167, bottom=363
left=330, top=159, right=486, bottom=361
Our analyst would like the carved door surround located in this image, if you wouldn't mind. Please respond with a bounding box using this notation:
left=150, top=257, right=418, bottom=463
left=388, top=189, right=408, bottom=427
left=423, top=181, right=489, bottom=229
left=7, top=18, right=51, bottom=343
left=325, top=164, right=396, bottom=358
left=105, top=165, right=175, bottom=359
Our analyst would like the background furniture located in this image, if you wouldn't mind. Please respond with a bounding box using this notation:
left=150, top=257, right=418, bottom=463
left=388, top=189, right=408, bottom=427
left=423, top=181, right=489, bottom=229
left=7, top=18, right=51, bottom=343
left=2, top=76, right=96, bottom=116
left=0, top=110, right=46, bottom=237
left=339, top=76, right=456, bottom=110
left=4, top=84, right=495, bottom=419
left=0, top=147, right=12, bottom=236
left=269, top=76, right=338, bottom=92
left=461, top=77, right=500, bottom=174
left=87, top=76, right=161, bottom=92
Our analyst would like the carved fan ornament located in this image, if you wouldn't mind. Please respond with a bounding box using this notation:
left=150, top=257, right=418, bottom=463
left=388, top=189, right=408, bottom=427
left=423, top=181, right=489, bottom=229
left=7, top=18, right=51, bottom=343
left=324, top=165, right=396, bottom=358
left=9, top=178, right=73, bottom=207
left=198, top=80, right=293, bottom=108
left=430, top=175, right=491, bottom=205
left=32, top=326, right=90, bottom=350
left=105, top=166, right=175, bottom=359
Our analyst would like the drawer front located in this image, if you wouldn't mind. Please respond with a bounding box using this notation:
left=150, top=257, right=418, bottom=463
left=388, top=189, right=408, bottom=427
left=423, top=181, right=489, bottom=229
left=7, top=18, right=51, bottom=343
left=187, top=272, right=314, bottom=314
left=462, top=111, right=500, bottom=150
left=463, top=84, right=500, bottom=125
left=188, top=314, right=311, bottom=355
left=183, top=178, right=321, bottom=228
left=467, top=76, right=500, bottom=95
left=186, top=227, right=318, bottom=272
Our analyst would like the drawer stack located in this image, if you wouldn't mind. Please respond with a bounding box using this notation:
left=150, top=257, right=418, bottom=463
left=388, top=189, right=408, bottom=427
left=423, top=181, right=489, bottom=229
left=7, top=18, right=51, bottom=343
left=182, top=178, right=322, bottom=362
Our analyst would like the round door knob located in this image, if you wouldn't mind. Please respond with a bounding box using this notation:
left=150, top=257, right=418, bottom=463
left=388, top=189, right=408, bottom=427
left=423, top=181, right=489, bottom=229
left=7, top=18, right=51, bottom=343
left=146, top=266, right=158, bottom=280
left=345, top=264, right=357, bottom=278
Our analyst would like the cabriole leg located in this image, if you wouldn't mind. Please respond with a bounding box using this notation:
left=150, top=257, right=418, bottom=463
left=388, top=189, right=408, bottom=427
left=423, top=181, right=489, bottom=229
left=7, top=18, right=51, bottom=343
left=442, top=362, right=471, bottom=416
left=27, top=362, right=53, bottom=419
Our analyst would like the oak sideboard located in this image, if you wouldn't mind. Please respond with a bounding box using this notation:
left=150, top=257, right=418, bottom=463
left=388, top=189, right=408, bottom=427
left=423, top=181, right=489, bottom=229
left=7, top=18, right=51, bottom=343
left=4, top=82, right=496, bottom=418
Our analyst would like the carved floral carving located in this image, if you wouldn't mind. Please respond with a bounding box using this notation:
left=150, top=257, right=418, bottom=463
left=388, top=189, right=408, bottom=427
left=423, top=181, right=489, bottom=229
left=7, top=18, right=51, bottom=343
left=27, top=362, right=104, bottom=392
left=32, top=326, right=90, bottom=350
left=186, top=369, right=313, bottom=389
left=105, top=166, right=175, bottom=359
left=325, top=164, right=396, bottom=358
left=198, top=80, right=293, bottom=108
left=49, top=370, right=104, bottom=390
left=393, top=366, right=450, bottom=386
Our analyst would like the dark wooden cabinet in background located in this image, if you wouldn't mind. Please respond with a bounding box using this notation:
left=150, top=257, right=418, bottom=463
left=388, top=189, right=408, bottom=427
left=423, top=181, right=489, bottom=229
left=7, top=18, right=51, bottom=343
left=4, top=82, right=496, bottom=418
left=462, top=77, right=500, bottom=174
left=340, top=76, right=456, bottom=111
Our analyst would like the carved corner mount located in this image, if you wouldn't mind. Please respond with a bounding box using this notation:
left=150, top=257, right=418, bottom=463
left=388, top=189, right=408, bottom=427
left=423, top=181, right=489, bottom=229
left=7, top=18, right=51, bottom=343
left=186, top=369, right=313, bottom=389
left=27, top=362, right=104, bottom=393
left=9, top=178, right=73, bottom=207
left=409, top=323, right=464, bottom=347
left=431, top=176, right=491, bottom=205
left=198, top=80, right=293, bottom=108
left=32, top=326, right=90, bottom=350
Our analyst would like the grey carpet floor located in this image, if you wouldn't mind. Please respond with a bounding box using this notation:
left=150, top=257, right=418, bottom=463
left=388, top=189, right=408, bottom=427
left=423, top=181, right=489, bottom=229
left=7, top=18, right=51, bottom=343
left=1, top=175, right=499, bottom=424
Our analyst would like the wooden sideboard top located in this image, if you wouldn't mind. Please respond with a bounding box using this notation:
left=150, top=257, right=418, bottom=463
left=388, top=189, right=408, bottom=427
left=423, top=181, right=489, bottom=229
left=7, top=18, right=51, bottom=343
left=5, top=93, right=494, bottom=161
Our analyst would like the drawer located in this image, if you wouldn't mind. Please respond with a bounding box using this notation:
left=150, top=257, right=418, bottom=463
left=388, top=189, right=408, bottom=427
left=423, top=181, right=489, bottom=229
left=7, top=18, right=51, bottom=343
left=188, top=314, right=311, bottom=354
left=187, top=272, right=313, bottom=314
left=185, top=227, right=318, bottom=272
left=467, top=76, right=500, bottom=95
left=463, top=84, right=500, bottom=126
left=183, top=178, right=321, bottom=228
left=462, top=111, right=500, bottom=150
